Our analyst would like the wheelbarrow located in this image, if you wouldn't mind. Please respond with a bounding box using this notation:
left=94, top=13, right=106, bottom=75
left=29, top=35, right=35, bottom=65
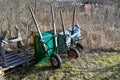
left=57, top=24, right=86, bottom=58
left=29, top=7, right=62, bottom=69
left=57, top=10, right=87, bottom=59
left=34, top=30, right=62, bottom=68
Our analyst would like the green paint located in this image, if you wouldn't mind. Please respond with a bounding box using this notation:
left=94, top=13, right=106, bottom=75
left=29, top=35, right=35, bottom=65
left=34, top=30, right=56, bottom=64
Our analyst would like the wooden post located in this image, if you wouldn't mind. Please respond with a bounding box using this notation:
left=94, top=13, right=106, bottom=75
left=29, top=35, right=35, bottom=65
left=29, top=7, right=46, bottom=51
left=72, top=6, right=76, bottom=35
left=14, top=26, right=29, bottom=66
left=60, top=10, right=67, bottom=49
left=51, top=5, right=57, bottom=49
left=71, top=6, right=76, bottom=46
left=34, top=0, right=37, bottom=14
left=0, top=36, right=7, bottom=67
left=15, top=26, right=24, bottom=52
left=60, top=10, right=65, bottom=36
left=29, top=7, right=42, bottom=39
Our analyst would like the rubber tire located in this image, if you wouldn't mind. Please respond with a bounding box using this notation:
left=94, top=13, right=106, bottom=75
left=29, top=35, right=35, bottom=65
left=50, top=54, right=62, bottom=69
left=76, top=43, right=83, bottom=50
left=68, top=48, right=80, bottom=59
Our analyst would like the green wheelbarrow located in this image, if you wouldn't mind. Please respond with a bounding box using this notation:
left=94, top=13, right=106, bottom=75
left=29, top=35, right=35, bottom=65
left=34, top=30, right=62, bottom=68
left=29, top=7, right=62, bottom=69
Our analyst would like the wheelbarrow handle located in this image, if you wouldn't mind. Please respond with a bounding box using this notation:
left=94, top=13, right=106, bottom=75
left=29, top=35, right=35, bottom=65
left=28, top=7, right=42, bottom=39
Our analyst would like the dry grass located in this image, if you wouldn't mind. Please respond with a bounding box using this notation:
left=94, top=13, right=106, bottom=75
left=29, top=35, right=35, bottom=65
left=5, top=52, right=120, bottom=80
left=1, top=1, right=120, bottom=80
left=0, top=0, right=120, bottom=50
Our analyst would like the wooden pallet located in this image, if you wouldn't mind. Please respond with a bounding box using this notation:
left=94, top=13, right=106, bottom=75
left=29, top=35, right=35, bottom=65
left=0, top=48, right=35, bottom=75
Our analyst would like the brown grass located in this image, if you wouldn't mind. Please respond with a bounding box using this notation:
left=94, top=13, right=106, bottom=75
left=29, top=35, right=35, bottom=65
left=0, top=1, right=120, bottom=50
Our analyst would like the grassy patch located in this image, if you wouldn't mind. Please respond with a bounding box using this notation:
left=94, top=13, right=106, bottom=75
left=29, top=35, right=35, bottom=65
left=5, top=52, right=120, bottom=80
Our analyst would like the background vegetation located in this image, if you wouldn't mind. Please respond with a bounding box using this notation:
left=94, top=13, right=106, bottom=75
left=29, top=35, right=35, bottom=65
left=0, top=0, right=120, bottom=80
left=0, top=0, right=120, bottom=50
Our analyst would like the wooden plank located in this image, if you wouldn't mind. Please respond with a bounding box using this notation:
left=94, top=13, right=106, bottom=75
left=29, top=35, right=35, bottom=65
left=0, top=56, right=2, bottom=64
left=0, top=47, right=34, bottom=72
left=5, top=52, right=16, bottom=56
left=25, top=48, right=33, bottom=51
left=0, top=61, right=2, bottom=65
left=6, top=49, right=33, bottom=55
left=1, top=55, right=34, bottom=71
left=18, top=54, right=33, bottom=60
left=6, top=56, right=20, bottom=63
left=7, top=57, right=34, bottom=70
left=7, top=52, right=34, bottom=65
left=0, top=45, right=7, bottom=67
left=7, top=58, right=23, bottom=66
left=3, top=60, right=26, bottom=71
left=18, top=53, right=34, bottom=61
left=5, top=48, right=33, bottom=56
left=6, top=53, right=18, bottom=59
left=0, top=57, right=2, bottom=60
left=25, top=50, right=33, bottom=54
left=28, top=57, right=34, bottom=61
left=6, top=50, right=33, bottom=61
left=6, top=53, right=33, bottom=61
left=18, top=51, right=34, bottom=57
left=6, top=37, right=22, bottom=43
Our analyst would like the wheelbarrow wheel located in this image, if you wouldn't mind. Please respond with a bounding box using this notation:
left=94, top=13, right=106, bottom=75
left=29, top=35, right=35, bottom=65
left=68, top=48, right=80, bottom=59
left=50, top=54, right=62, bottom=69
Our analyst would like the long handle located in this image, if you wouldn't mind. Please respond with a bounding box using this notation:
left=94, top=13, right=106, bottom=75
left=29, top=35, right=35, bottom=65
left=60, top=10, right=67, bottom=48
left=71, top=7, right=76, bottom=46
left=72, top=7, right=76, bottom=35
left=29, top=7, right=42, bottom=39
left=51, top=5, right=57, bottom=48
left=29, top=7, right=47, bottom=51
left=60, top=10, right=66, bottom=37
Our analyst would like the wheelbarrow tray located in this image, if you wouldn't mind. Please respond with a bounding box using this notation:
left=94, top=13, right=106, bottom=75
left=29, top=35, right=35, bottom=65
left=34, top=30, right=57, bottom=64
left=57, top=24, right=82, bottom=53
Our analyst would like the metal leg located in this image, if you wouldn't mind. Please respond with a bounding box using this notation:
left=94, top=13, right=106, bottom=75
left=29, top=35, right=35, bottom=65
left=0, top=43, right=7, bottom=67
